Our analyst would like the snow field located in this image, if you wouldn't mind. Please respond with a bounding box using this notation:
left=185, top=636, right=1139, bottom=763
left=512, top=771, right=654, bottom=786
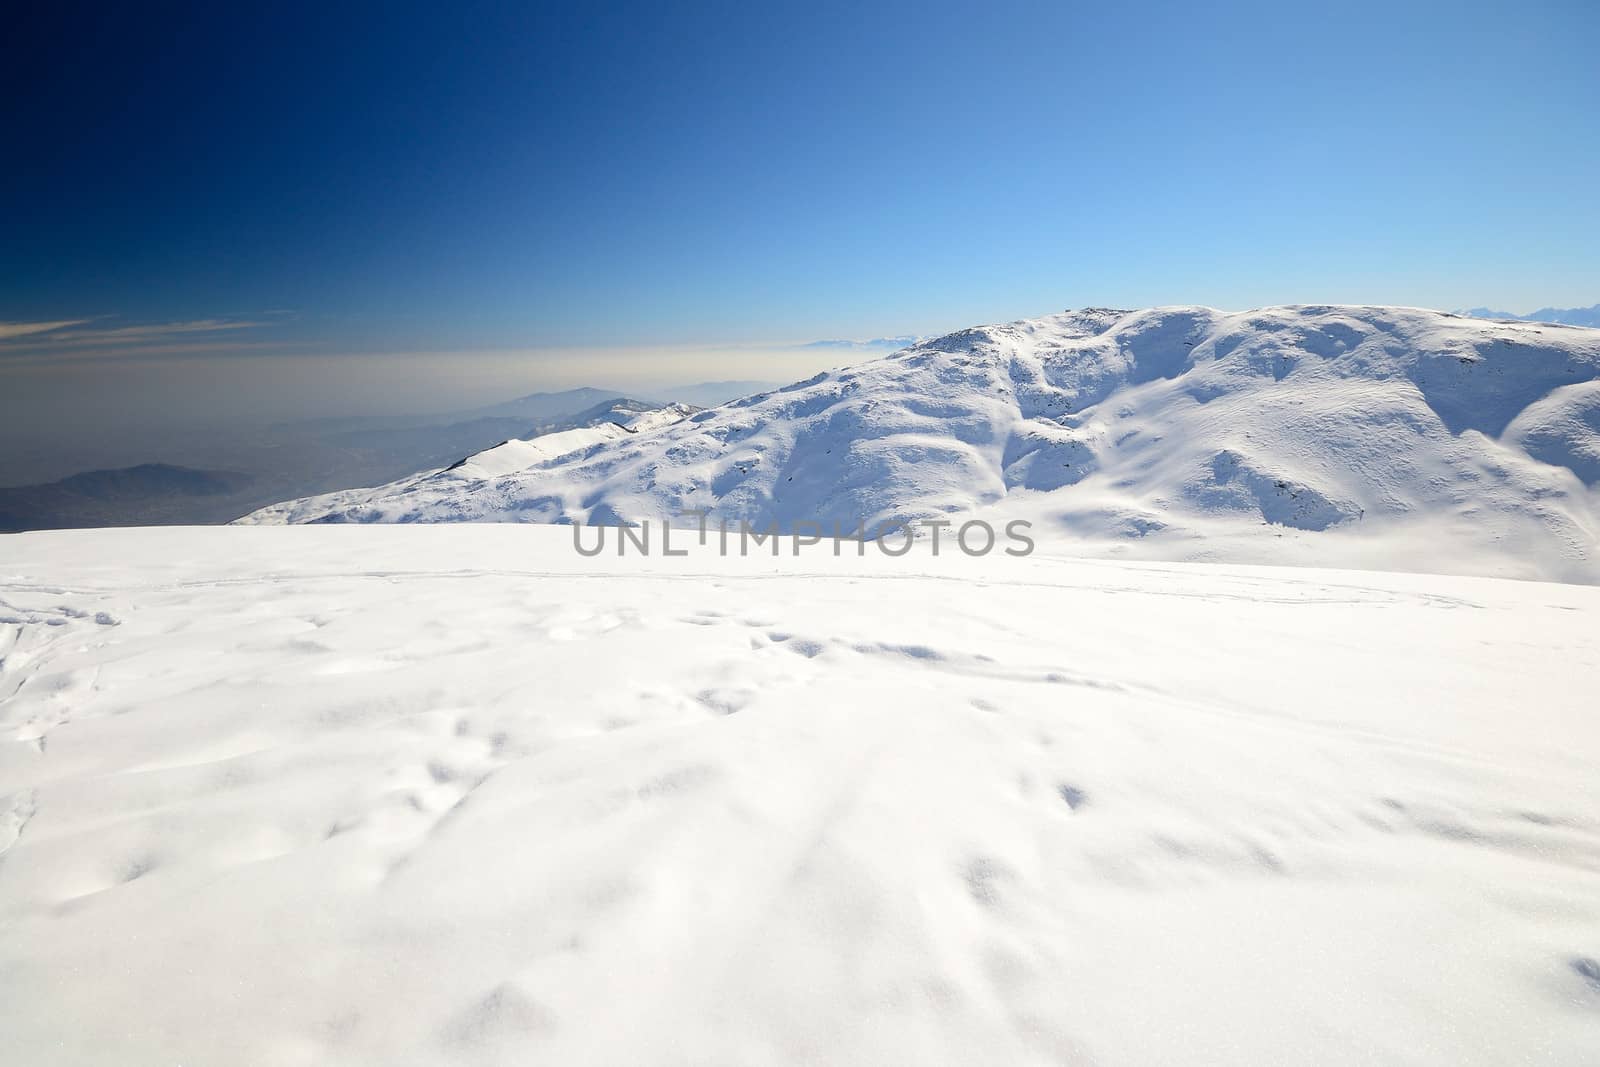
left=1, top=525, right=1597, bottom=1064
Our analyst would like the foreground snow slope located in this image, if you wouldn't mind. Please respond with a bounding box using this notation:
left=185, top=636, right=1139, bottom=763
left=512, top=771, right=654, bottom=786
left=2, top=525, right=1598, bottom=1065
left=238, top=306, right=1600, bottom=582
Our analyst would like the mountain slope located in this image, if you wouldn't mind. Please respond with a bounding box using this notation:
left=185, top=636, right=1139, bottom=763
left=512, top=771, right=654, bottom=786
left=243, top=400, right=698, bottom=525
left=239, top=306, right=1600, bottom=580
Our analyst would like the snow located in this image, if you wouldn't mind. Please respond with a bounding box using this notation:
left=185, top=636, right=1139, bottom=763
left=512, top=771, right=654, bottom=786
left=3, top=523, right=1598, bottom=1064
left=236, top=305, right=1600, bottom=583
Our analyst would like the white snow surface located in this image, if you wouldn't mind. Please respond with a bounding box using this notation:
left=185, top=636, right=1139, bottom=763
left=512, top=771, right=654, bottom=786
left=239, top=306, right=1600, bottom=583
left=2, top=524, right=1598, bottom=1065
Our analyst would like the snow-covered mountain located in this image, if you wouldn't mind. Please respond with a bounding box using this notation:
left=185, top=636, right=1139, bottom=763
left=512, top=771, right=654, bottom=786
left=239, top=306, right=1600, bottom=581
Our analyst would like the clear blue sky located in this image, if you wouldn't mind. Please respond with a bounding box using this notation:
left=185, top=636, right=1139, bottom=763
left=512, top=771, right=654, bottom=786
left=1, top=0, right=1597, bottom=432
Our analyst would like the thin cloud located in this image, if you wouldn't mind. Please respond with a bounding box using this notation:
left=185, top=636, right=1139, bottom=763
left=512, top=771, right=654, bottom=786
left=0, top=316, right=286, bottom=358
left=0, top=319, right=93, bottom=341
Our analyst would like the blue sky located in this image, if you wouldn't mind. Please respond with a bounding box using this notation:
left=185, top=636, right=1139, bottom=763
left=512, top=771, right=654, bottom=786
left=2, top=0, right=1597, bottom=432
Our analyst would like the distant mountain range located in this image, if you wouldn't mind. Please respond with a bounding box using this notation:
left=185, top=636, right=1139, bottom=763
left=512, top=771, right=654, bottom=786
left=649, top=380, right=783, bottom=407
left=0, top=463, right=254, bottom=532
left=1459, top=304, right=1600, bottom=328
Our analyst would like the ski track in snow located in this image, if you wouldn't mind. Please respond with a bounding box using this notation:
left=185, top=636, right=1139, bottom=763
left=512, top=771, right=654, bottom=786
left=0, top=525, right=1597, bottom=1064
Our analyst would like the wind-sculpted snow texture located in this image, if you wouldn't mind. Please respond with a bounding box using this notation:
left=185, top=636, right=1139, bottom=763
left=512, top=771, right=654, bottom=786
left=1, top=525, right=1598, bottom=1064
left=240, top=306, right=1600, bottom=581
